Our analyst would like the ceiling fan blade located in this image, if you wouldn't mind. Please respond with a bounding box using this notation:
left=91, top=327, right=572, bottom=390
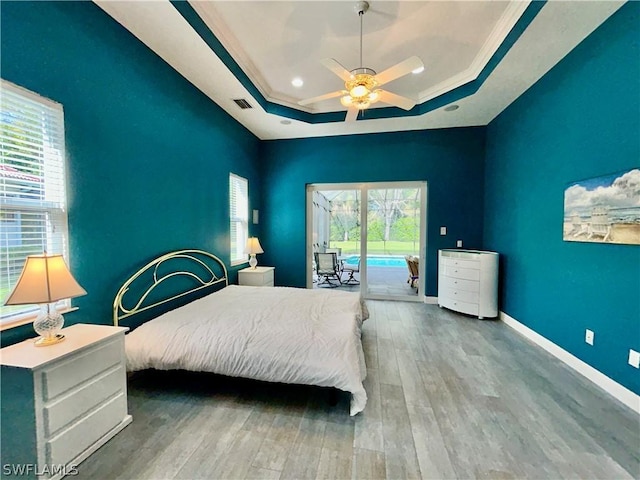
left=375, top=56, right=423, bottom=86
left=321, top=58, right=353, bottom=82
left=377, top=90, right=416, bottom=111
left=345, top=106, right=359, bottom=122
left=298, top=90, right=344, bottom=106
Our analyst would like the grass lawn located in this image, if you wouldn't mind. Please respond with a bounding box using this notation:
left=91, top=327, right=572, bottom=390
left=330, top=240, right=419, bottom=256
left=1, top=285, right=12, bottom=302
left=1, top=285, right=27, bottom=317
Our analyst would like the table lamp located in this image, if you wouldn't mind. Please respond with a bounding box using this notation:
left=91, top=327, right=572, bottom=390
left=244, top=237, right=264, bottom=269
left=4, top=254, right=87, bottom=346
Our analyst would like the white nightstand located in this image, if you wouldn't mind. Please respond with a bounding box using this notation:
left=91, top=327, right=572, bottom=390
left=238, top=266, right=275, bottom=286
left=1, top=324, right=132, bottom=479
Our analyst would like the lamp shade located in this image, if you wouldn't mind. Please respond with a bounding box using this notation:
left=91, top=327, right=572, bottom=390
left=4, top=254, right=87, bottom=305
left=244, top=237, right=264, bottom=255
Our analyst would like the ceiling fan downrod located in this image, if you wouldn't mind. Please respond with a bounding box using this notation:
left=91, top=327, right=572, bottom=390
left=342, top=1, right=379, bottom=111
left=356, top=1, right=369, bottom=69
left=349, top=1, right=375, bottom=77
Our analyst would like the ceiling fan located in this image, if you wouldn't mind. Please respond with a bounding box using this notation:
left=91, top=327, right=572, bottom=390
left=298, top=1, right=423, bottom=122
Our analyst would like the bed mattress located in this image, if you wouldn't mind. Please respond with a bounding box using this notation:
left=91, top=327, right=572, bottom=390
left=125, top=285, right=368, bottom=415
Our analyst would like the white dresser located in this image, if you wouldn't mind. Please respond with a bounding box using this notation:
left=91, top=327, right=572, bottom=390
left=1, top=324, right=132, bottom=479
left=238, top=266, right=275, bottom=286
left=438, top=249, right=499, bottom=319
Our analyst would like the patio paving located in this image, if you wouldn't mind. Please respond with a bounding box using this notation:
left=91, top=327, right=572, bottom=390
left=313, top=264, right=418, bottom=297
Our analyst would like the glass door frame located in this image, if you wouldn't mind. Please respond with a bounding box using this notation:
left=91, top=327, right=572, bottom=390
left=306, top=181, right=427, bottom=302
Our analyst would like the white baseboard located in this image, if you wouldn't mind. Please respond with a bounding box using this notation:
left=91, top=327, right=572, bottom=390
left=500, top=311, right=640, bottom=415
left=424, top=295, right=438, bottom=304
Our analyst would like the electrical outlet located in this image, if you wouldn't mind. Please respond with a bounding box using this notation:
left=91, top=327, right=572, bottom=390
left=629, top=349, right=640, bottom=369
left=456, top=240, right=462, bottom=247
left=440, top=226, right=447, bottom=235
left=585, top=329, right=594, bottom=346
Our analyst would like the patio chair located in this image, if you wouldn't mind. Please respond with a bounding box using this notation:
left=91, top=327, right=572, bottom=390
left=314, top=252, right=341, bottom=287
left=341, top=257, right=360, bottom=285
left=405, top=255, right=419, bottom=288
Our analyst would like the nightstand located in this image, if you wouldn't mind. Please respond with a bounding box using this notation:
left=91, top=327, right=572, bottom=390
left=1, top=324, right=132, bottom=479
left=238, top=266, right=275, bottom=286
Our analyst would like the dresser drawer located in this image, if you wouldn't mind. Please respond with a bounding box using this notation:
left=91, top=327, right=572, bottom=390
left=42, top=338, right=122, bottom=401
left=439, top=275, right=479, bottom=293
left=440, top=286, right=479, bottom=304
left=46, top=392, right=127, bottom=466
left=44, top=366, right=125, bottom=436
left=441, top=265, right=480, bottom=281
left=439, top=296, right=479, bottom=317
left=441, top=257, right=479, bottom=270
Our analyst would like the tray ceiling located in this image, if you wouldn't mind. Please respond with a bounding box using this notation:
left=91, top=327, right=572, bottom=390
left=94, top=1, right=623, bottom=140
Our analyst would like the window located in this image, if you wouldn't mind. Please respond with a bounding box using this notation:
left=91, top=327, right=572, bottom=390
left=229, top=173, right=248, bottom=266
left=1, top=80, right=70, bottom=323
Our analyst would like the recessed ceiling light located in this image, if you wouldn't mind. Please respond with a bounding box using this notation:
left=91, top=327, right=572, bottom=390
left=444, top=104, right=459, bottom=112
left=411, top=66, right=424, bottom=74
left=291, top=77, right=304, bottom=87
left=280, top=119, right=292, bottom=125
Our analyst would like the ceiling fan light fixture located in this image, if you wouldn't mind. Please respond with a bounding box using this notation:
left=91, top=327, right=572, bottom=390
left=342, top=73, right=381, bottom=109
left=350, top=84, right=369, bottom=98
left=348, top=92, right=379, bottom=110
left=298, top=1, right=420, bottom=120
left=345, top=71, right=378, bottom=107
left=340, top=95, right=353, bottom=107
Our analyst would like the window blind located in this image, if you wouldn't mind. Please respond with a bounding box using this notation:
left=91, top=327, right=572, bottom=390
left=1, top=80, right=70, bottom=322
left=229, top=173, right=248, bottom=265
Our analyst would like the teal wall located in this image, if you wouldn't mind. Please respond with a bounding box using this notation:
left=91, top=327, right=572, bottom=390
left=484, top=2, right=639, bottom=394
left=1, top=2, right=261, bottom=345
left=260, top=128, right=486, bottom=292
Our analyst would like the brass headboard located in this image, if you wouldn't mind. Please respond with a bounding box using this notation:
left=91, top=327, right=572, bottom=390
left=113, top=249, right=228, bottom=326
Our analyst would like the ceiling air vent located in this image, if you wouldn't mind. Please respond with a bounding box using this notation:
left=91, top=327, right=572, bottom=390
left=233, top=98, right=253, bottom=110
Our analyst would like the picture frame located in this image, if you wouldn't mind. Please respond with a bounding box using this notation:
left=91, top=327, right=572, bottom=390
left=563, top=168, right=640, bottom=245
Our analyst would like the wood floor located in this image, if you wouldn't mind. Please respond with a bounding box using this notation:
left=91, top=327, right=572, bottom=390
left=76, top=301, right=639, bottom=479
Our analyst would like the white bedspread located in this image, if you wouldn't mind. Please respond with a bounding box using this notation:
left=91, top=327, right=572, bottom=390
left=125, top=285, right=368, bottom=415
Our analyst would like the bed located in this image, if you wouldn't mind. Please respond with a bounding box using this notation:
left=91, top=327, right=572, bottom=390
left=113, top=249, right=368, bottom=415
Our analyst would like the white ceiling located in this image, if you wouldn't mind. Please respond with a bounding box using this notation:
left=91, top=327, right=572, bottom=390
left=194, top=1, right=520, bottom=110
left=95, top=1, right=623, bottom=140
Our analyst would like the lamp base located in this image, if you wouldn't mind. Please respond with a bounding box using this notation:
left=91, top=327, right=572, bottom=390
left=34, top=334, right=65, bottom=347
left=33, top=303, right=65, bottom=347
left=249, top=254, right=258, bottom=269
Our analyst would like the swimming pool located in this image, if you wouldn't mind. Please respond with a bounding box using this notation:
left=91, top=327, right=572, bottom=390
left=342, top=255, right=408, bottom=268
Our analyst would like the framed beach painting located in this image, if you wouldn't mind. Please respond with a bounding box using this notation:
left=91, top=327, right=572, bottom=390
left=563, top=168, right=640, bottom=245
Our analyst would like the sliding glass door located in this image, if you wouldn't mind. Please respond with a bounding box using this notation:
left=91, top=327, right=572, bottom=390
left=364, top=184, right=424, bottom=300
left=307, top=181, right=426, bottom=301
